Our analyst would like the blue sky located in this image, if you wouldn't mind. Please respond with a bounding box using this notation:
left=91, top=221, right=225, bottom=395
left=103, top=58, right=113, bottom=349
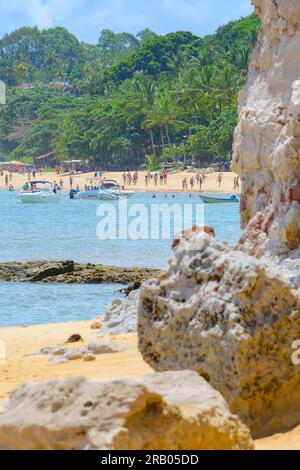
left=0, top=0, right=253, bottom=43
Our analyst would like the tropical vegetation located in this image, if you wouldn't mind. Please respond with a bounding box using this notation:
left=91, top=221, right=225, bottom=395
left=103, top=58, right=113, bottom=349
left=0, top=14, right=260, bottom=168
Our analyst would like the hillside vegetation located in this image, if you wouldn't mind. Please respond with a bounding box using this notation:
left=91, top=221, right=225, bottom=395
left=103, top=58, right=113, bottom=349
left=0, top=14, right=260, bottom=169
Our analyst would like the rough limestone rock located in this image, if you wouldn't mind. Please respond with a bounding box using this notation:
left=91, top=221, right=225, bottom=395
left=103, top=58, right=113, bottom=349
left=138, top=234, right=300, bottom=438
left=87, top=341, right=128, bottom=354
left=232, top=0, right=300, bottom=257
left=0, top=372, right=253, bottom=450
left=100, top=289, right=139, bottom=334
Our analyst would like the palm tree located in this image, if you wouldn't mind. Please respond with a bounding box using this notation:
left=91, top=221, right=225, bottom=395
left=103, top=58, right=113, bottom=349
left=145, top=88, right=185, bottom=148
left=214, top=65, right=243, bottom=110
left=130, top=72, right=157, bottom=154
left=140, top=153, right=164, bottom=171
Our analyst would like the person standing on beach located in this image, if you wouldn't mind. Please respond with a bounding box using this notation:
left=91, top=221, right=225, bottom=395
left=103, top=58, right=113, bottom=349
left=217, top=172, right=223, bottom=188
left=69, top=174, right=73, bottom=189
left=145, top=174, right=148, bottom=186
left=190, top=177, right=195, bottom=190
left=59, top=178, right=64, bottom=189
left=154, top=173, right=158, bottom=186
left=199, top=176, right=203, bottom=191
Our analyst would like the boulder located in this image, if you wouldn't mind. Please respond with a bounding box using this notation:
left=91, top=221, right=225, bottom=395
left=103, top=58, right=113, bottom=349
left=138, top=234, right=300, bottom=437
left=87, top=341, right=128, bottom=355
left=0, top=372, right=253, bottom=450
left=82, top=353, right=96, bottom=362
left=100, top=289, right=139, bottom=334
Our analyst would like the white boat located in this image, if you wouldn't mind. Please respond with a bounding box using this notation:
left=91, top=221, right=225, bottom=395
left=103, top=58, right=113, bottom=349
left=199, top=194, right=239, bottom=204
left=19, top=181, right=60, bottom=204
left=73, top=180, right=134, bottom=200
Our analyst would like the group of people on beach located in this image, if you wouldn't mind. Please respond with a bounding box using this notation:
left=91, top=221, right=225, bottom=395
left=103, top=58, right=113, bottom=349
left=122, top=171, right=139, bottom=186
left=145, top=172, right=168, bottom=186
left=122, top=171, right=169, bottom=187
left=182, top=171, right=207, bottom=191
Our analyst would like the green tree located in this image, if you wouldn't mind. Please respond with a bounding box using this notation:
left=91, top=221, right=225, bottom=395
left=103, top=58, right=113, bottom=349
left=140, top=154, right=164, bottom=171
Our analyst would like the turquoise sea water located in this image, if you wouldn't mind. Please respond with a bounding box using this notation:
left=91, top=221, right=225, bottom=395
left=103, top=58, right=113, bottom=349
left=0, top=190, right=241, bottom=326
left=0, top=282, right=124, bottom=327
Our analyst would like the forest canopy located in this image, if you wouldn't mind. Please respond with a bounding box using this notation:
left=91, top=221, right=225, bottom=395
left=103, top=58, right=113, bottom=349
left=0, top=13, right=260, bottom=169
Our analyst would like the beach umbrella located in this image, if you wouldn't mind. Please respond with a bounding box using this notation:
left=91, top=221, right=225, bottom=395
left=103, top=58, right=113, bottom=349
left=10, top=161, right=25, bottom=166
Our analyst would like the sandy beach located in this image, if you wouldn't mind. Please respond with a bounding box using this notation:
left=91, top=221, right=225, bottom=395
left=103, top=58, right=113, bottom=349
left=0, top=320, right=299, bottom=450
left=0, top=170, right=240, bottom=194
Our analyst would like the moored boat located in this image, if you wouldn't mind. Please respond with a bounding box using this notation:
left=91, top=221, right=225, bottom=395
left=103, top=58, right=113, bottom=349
left=18, top=181, right=60, bottom=204
left=199, top=194, right=239, bottom=204
left=74, top=180, right=134, bottom=200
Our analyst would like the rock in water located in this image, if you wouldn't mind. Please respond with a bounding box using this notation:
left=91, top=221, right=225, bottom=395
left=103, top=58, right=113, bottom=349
left=0, top=372, right=253, bottom=450
left=138, top=234, right=300, bottom=437
left=232, top=0, right=300, bottom=257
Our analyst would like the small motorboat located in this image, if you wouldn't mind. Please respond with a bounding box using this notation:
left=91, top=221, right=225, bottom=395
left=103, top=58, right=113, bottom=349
left=199, top=194, right=239, bottom=204
left=19, top=181, right=60, bottom=204
left=74, top=180, right=134, bottom=200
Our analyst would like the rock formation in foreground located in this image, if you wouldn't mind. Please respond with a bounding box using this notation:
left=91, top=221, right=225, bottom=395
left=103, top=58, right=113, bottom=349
left=0, top=372, right=253, bottom=450
left=138, top=234, right=300, bottom=437
left=232, top=0, right=300, bottom=257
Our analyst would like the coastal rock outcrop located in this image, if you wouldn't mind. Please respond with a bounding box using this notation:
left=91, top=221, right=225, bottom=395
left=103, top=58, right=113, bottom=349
left=0, top=372, right=253, bottom=450
left=232, top=0, right=300, bottom=257
left=138, top=233, right=300, bottom=437
left=0, top=260, right=158, bottom=285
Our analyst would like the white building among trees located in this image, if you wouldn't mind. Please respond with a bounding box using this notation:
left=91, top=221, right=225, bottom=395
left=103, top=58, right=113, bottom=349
left=0, top=80, right=6, bottom=105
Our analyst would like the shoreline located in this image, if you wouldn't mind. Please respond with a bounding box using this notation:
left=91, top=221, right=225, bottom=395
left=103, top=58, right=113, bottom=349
left=0, top=170, right=241, bottom=195
left=0, top=318, right=299, bottom=450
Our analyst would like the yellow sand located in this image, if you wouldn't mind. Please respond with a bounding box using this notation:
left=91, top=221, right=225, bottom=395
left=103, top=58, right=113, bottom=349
left=0, top=170, right=240, bottom=194
left=0, top=320, right=299, bottom=450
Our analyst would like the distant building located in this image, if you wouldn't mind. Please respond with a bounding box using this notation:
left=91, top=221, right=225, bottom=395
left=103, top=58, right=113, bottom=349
left=0, top=80, right=6, bottom=105
left=17, top=81, right=73, bottom=92
left=18, top=83, right=35, bottom=90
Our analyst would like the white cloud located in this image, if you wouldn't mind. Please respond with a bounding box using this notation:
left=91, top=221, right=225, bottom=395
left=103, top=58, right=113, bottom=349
left=27, top=0, right=54, bottom=29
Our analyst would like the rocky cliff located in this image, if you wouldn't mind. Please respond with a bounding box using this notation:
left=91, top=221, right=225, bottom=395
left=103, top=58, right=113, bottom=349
left=138, top=0, right=300, bottom=439
left=232, top=0, right=300, bottom=257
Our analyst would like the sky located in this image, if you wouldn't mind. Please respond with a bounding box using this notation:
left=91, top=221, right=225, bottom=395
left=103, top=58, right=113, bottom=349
left=0, top=0, right=253, bottom=43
